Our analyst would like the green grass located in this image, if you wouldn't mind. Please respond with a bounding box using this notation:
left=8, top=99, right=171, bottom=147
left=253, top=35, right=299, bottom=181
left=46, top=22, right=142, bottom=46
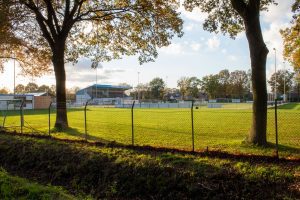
left=278, top=103, right=300, bottom=110
left=0, top=133, right=299, bottom=199
left=1, top=103, right=299, bottom=158
left=0, top=168, right=76, bottom=200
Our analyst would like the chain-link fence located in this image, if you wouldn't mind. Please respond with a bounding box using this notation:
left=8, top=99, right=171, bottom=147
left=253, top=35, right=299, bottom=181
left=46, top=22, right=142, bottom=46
left=0, top=100, right=299, bottom=158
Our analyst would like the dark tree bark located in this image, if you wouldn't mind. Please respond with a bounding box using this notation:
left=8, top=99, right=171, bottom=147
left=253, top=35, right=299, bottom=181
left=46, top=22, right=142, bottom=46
left=232, top=0, right=268, bottom=145
left=52, top=40, right=68, bottom=129
left=21, top=0, right=81, bottom=129
left=245, top=16, right=268, bottom=145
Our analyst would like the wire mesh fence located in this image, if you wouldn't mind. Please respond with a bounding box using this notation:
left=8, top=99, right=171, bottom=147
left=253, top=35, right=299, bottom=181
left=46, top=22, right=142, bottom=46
left=0, top=100, right=299, bottom=158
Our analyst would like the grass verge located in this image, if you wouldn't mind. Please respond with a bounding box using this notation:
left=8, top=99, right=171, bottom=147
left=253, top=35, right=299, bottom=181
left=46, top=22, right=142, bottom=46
left=0, top=168, right=77, bottom=200
left=0, top=131, right=299, bottom=199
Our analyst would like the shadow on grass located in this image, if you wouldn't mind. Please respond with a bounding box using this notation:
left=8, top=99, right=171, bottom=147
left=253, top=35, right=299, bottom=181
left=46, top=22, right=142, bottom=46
left=50, top=127, right=123, bottom=145
left=239, top=141, right=300, bottom=154
left=277, top=103, right=300, bottom=110
left=4, top=108, right=85, bottom=117
left=271, top=143, right=300, bottom=154
left=0, top=131, right=299, bottom=199
left=2, top=130, right=300, bottom=164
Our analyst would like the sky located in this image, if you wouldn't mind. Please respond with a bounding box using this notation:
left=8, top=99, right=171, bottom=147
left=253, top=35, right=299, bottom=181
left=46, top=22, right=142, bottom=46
left=0, top=1, right=295, bottom=92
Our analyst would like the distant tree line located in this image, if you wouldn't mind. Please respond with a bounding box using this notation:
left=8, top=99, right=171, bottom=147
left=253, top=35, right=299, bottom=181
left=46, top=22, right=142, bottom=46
left=13, top=83, right=80, bottom=101
left=131, top=69, right=251, bottom=101
left=131, top=68, right=299, bottom=101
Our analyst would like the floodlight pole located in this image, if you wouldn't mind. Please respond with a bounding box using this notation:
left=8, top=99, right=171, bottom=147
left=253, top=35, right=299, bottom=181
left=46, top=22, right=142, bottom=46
left=96, top=67, right=97, bottom=99
left=273, top=48, right=277, bottom=100
left=283, top=61, right=286, bottom=102
left=137, top=71, right=140, bottom=102
left=13, top=54, right=16, bottom=98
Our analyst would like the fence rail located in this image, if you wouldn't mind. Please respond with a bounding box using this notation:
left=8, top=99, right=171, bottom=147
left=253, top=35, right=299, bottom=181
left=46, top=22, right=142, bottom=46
left=0, top=100, right=299, bottom=158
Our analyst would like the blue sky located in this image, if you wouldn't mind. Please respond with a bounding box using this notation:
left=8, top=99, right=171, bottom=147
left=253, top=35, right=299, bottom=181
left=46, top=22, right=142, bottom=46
left=0, top=0, right=295, bottom=91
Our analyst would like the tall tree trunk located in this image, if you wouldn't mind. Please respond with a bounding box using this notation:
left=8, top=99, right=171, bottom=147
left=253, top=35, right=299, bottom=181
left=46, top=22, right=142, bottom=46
left=52, top=41, right=68, bottom=129
left=244, top=12, right=268, bottom=146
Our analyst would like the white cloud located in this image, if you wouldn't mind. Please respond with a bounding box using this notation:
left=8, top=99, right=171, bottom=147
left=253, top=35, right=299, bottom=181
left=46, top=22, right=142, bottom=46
left=228, top=55, right=238, bottom=61
left=160, top=43, right=184, bottom=55
left=264, top=22, right=288, bottom=60
left=178, top=6, right=208, bottom=23
left=206, top=36, right=220, bottom=50
left=221, top=49, right=227, bottom=54
left=185, top=23, right=195, bottom=31
left=190, top=42, right=202, bottom=51
left=262, top=1, right=294, bottom=23
left=262, top=0, right=294, bottom=76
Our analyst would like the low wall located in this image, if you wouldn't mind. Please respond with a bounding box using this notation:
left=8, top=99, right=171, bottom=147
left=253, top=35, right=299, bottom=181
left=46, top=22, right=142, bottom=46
left=34, top=96, right=51, bottom=109
left=116, top=102, right=193, bottom=109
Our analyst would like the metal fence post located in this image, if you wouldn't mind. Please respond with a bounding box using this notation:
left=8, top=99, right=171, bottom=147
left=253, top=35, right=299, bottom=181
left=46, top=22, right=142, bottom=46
left=84, top=101, right=89, bottom=141
left=275, top=99, right=279, bottom=159
left=20, top=100, right=25, bottom=134
left=191, top=100, right=195, bottom=152
left=131, top=101, right=135, bottom=146
left=48, top=102, right=52, bottom=136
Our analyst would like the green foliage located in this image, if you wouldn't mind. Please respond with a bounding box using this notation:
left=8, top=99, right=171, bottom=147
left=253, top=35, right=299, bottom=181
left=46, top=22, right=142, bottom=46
left=200, top=74, right=220, bottom=99
left=149, top=77, right=166, bottom=99
left=199, top=69, right=251, bottom=99
left=183, top=0, right=276, bottom=38
left=0, top=168, right=76, bottom=200
left=177, top=77, right=201, bottom=99
left=281, top=1, right=300, bottom=71
left=6, top=0, right=183, bottom=65
left=234, top=162, right=293, bottom=182
left=25, top=82, right=39, bottom=93
left=268, top=69, right=295, bottom=94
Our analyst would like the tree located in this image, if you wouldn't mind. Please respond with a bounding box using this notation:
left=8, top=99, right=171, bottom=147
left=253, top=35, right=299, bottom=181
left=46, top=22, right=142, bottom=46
left=292, top=71, right=300, bottom=101
left=281, top=1, right=299, bottom=70
left=0, top=87, right=9, bottom=94
left=66, top=87, right=80, bottom=101
left=228, top=70, right=249, bottom=99
left=135, top=83, right=151, bottom=100
left=177, top=77, right=190, bottom=100
left=5, top=1, right=183, bottom=129
left=38, top=85, right=55, bottom=96
left=0, top=0, right=51, bottom=76
left=218, top=69, right=230, bottom=98
left=15, top=84, right=25, bottom=94
left=184, top=0, right=276, bottom=145
left=50, top=85, right=56, bottom=97
left=149, top=78, right=165, bottom=100
left=268, top=70, right=295, bottom=96
left=200, top=75, right=220, bottom=99
left=25, top=82, right=39, bottom=93
left=188, top=77, right=201, bottom=99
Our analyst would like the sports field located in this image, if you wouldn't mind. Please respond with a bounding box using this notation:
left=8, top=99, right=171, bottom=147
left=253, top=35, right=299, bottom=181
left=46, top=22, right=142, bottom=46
left=1, top=103, right=299, bottom=157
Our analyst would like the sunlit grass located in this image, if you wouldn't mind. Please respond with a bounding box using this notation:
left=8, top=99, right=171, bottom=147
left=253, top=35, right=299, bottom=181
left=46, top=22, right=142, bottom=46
left=1, top=103, right=299, bottom=158
left=0, top=168, right=76, bottom=200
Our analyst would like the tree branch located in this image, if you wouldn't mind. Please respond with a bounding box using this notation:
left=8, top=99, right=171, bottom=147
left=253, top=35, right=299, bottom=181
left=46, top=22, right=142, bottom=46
left=230, top=0, right=248, bottom=18
left=75, top=6, right=138, bottom=22
left=21, top=0, right=55, bottom=49
left=43, top=0, right=61, bottom=35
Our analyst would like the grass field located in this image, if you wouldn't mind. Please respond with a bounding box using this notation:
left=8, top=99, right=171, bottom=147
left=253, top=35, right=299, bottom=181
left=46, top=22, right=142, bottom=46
left=1, top=103, right=299, bottom=158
